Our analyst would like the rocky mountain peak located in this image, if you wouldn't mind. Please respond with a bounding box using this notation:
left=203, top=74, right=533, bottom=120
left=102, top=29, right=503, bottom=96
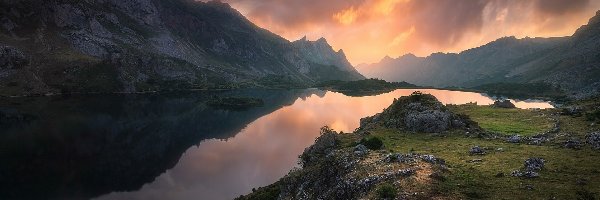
left=573, top=10, right=600, bottom=38
left=380, top=55, right=395, bottom=63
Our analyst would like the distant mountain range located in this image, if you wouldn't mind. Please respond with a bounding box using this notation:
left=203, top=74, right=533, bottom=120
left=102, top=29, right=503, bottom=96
left=0, top=0, right=363, bottom=96
left=358, top=10, right=600, bottom=99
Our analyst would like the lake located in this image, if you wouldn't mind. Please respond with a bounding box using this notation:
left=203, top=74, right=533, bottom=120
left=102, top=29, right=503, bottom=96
left=0, top=89, right=553, bottom=200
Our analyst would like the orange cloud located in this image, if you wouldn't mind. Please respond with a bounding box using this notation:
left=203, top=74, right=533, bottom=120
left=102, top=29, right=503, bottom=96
left=207, top=0, right=600, bottom=65
left=333, top=7, right=359, bottom=25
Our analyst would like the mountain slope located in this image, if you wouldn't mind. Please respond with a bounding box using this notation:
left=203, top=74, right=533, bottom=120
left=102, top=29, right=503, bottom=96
left=0, top=0, right=363, bottom=96
left=358, top=10, right=600, bottom=98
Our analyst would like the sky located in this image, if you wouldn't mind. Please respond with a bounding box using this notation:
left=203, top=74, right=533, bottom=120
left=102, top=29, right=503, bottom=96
left=214, top=0, right=600, bottom=65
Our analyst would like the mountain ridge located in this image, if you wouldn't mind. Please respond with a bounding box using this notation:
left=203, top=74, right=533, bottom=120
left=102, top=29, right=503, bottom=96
left=0, top=0, right=363, bottom=96
left=358, top=11, right=600, bottom=98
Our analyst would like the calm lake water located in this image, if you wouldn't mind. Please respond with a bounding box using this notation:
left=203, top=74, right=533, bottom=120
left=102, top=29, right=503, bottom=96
left=0, top=89, right=552, bottom=200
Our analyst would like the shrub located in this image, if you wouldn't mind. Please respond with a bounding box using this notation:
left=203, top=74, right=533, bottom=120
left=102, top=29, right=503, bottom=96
left=361, top=137, right=383, bottom=150
left=376, top=183, right=397, bottom=199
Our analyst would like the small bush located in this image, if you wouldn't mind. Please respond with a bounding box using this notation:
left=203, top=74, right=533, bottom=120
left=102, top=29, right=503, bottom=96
left=376, top=183, right=397, bottom=199
left=361, top=137, right=383, bottom=150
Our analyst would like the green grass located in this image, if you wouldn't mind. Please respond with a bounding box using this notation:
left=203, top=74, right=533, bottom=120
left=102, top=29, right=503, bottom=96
left=449, top=105, right=554, bottom=136
left=347, top=127, right=600, bottom=199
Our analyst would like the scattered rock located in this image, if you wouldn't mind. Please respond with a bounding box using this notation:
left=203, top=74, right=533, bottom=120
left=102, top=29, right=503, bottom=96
left=587, top=132, right=600, bottom=150
left=528, top=137, right=545, bottom=145
left=468, top=159, right=483, bottom=163
left=512, top=170, right=540, bottom=178
left=512, top=157, right=544, bottom=178
left=496, top=148, right=504, bottom=152
left=506, top=135, right=521, bottom=143
left=421, top=155, right=445, bottom=165
left=469, top=146, right=486, bottom=155
left=383, top=153, right=416, bottom=163
left=495, top=172, right=504, bottom=177
left=493, top=100, right=516, bottom=109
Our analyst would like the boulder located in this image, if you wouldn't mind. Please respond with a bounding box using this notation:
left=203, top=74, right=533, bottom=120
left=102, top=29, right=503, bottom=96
left=524, top=157, right=545, bottom=171
left=469, top=146, right=486, bottom=155
left=353, top=144, right=369, bottom=156
left=587, top=132, right=600, bottom=150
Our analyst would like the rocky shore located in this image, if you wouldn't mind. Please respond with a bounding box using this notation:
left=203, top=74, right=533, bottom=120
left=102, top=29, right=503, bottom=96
left=240, top=92, right=600, bottom=199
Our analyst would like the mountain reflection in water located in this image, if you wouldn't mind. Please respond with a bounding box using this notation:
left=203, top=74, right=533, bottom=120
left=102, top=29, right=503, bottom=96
left=0, top=89, right=552, bottom=200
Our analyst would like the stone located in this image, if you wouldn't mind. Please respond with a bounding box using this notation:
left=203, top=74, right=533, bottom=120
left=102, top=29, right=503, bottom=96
left=511, top=170, right=540, bottom=178
left=493, top=100, right=516, bottom=108
left=587, top=132, right=600, bottom=150
left=528, top=137, right=545, bottom=145
left=469, top=146, right=486, bottom=155
left=506, top=135, right=521, bottom=143
left=524, top=157, right=545, bottom=171
left=354, top=144, right=369, bottom=156
left=495, top=172, right=504, bottom=177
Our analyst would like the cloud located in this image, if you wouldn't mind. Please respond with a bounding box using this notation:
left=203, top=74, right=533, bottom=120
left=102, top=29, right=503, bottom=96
left=206, top=0, right=599, bottom=64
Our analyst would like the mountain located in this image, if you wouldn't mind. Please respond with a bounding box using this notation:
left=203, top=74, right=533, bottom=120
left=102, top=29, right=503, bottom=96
left=0, top=0, right=363, bottom=96
left=358, top=10, right=600, bottom=98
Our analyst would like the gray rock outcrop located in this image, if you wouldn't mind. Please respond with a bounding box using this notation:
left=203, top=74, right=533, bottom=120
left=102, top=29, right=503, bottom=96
left=359, top=92, right=481, bottom=133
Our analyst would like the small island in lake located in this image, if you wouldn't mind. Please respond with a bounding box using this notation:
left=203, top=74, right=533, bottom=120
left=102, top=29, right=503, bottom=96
left=317, top=78, right=420, bottom=96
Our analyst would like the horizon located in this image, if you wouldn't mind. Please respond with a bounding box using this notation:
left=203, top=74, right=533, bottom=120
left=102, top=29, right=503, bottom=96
left=211, top=0, right=600, bottom=65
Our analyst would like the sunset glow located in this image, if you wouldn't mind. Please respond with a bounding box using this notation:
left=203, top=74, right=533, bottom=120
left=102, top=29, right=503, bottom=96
left=219, top=0, right=600, bottom=64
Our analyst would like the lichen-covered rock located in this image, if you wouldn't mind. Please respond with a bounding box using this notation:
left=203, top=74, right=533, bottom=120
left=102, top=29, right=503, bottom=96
left=587, top=132, right=600, bottom=150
